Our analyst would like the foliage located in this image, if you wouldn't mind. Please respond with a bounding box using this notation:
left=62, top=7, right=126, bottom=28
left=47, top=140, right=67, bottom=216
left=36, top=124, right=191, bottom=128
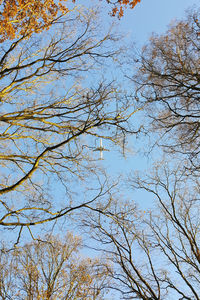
left=111, top=0, right=141, bottom=18
left=0, top=0, right=69, bottom=42
left=0, top=232, right=110, bottom=299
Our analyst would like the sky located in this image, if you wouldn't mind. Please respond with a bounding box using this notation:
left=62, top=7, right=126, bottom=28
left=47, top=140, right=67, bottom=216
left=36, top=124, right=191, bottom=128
left=120, top=0, right=199, bottom=44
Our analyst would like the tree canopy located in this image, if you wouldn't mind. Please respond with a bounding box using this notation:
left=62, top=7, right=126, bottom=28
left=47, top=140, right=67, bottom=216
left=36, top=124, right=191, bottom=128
left=0, top=1, right=200, bottom=300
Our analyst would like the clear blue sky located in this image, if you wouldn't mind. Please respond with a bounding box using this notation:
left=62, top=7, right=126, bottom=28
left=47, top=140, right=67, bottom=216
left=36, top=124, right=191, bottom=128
left=120, top=0, right=199, bottom=44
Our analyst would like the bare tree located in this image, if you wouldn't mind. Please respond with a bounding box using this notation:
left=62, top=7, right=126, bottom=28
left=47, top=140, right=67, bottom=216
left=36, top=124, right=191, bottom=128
left=131, top=7, right=200, bottom=173
left=82, top=163, right=200, bottom=299
left=0, top=7, right=138, bottom=238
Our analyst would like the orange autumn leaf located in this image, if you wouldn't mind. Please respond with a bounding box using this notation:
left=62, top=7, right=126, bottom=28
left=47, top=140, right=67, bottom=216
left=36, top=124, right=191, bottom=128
left=111, top=0, right=141, bottom=18
left=0, top=0, right=69, bottom=42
